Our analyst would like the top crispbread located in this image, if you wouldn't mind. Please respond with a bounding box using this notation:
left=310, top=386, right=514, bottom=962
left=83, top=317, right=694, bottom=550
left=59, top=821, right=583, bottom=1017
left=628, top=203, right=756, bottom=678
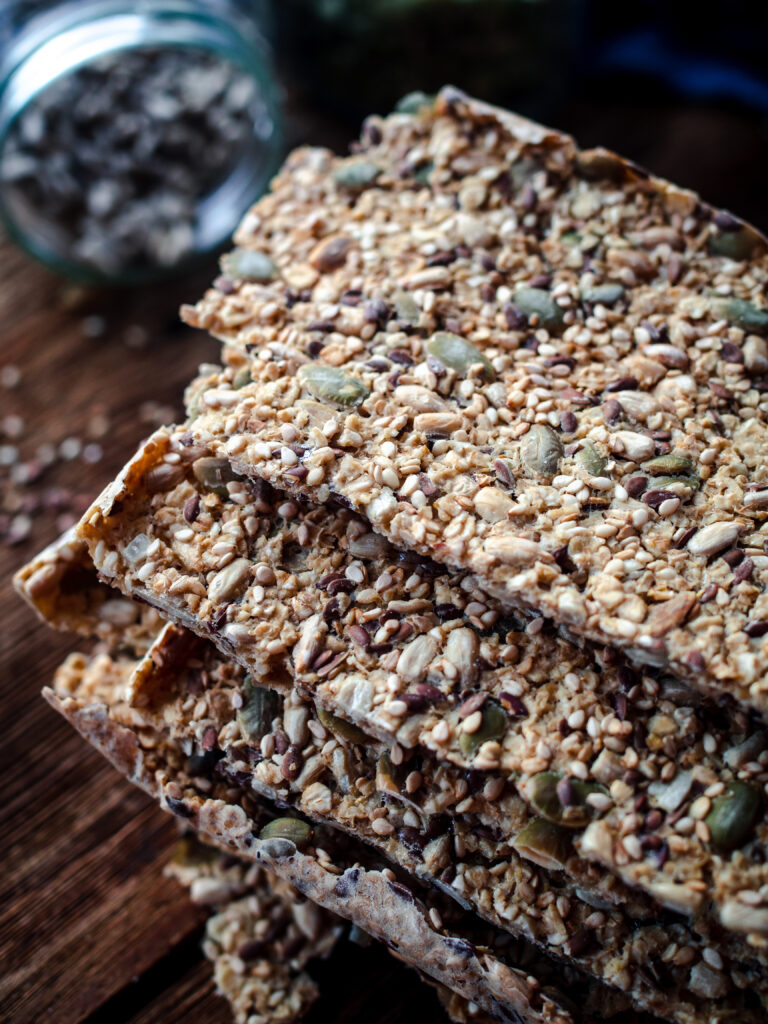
left=182, top=87, right=768, bottom=715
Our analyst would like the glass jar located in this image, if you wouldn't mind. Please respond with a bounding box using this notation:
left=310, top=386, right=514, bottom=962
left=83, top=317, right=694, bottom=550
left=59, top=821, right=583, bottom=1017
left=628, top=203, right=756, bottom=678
left=0, top=0, right=282, bottom=284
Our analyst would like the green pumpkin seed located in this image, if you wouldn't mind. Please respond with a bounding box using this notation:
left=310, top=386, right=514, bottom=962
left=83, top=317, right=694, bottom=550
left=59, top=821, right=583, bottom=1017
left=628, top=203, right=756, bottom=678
left=708, top=227, right=758, bottom=261
left=299, top=364, right=370, bottom=407
left=513, top=288, right=565, bottom=331
left=575, top=149, right=625, bottom=182
left=527, top=772, right=608, bottom=829
left=333, top=161, right=381, bottom=190
left=459, top=699, right=507, bottom=757
left=376, top=752, right=400, bottom=797
left=395, top=91, right=435, bottom=114
left=521, top=424, right=563, bottom=478
left=527, top=772, right=563, bottom=821
left=185, top=378, right=208, bottom=419
left=171, top=835, right=219, bottom=868
left=413, top=162, right=433, bottom=187
left=705, top=781, right=762, bottom=852
left=560, top=231, right=581, bottom=248
left=575, top=441, right=607, bottom=476
left=238, top=677, right=281, bottom=743
left=710, top=297, right=768, bottom=335
left=232, top=366, right=252, bottom=390
left=317, top=707, right=370, bottom=746
left=580, top=283, right=625, bottom=306
left=513, top=818, right=573, bottom=870
left=643, top=454, right=694, bottom=476
left=259, top=817, right=313, bottom=849
left=220, top=248, right=277, bottom=282
left=651, top=475, right=700, bottom=492
left=426, top=332, right=495, bottom=379
left=193, top=457, right=241, bottom=499
left=348, top=924, right=373, bottom=947
left=393, top=290, right=421, bottom=325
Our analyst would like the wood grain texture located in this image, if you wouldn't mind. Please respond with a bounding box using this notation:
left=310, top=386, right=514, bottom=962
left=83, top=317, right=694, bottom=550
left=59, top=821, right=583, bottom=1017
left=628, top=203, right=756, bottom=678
left=0, top=238, right=437, bottom=1024
left=0, top=239, right=221, bottom=1024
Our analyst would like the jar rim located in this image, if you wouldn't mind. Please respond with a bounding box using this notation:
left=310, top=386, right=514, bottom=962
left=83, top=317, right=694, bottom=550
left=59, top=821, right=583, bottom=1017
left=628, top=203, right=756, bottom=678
left=0, top=0, right=282, bottom=284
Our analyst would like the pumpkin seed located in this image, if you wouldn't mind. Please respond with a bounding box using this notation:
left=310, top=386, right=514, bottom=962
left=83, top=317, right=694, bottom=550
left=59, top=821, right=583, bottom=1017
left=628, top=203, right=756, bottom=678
left=232, top=366, right=252, bottom=390
left=527, top=772, right=608, bottom=829
left=575, top=149, right=625, bottom=181
left=651, top=475, right=700, bottom=492
left=643, top=454, right=693, bottom=476
left=376, top=752, right=400, bottom=797
left=393, top=290, right=421, bottom=325
left=575, top=441, right=607, bottom=476
left=513, top=288, right=565, bottom=331
left=298, top=364, right=370, bottom=407
left=705, top=781, right=762, bottom=852
left=580, top=283, right=625, bottom=305
left=426, top=332, right=495, bottom=379
left=220, top=248, right=277, bottom=282
left=521, top=424, right=563, bottom=478
left=317, top=707, right=370, bottom=746
left=395, top=91, right=435, bottom=114
left=560, top=231, right=581, bottom=247
left=185, top=378, right=207, bottom=419
left=171, top=834, right=219, bottom=868
left=238, top=676, right=280, bottom=743
left=708, top=227, right=758, bottom=261
left=412, top=161, right=433, bottom=187
left=193, top=457, right=240, bottom=498
left=259, top=817, right=313, bottom=849
left=459, top=699, right=507, bottom=757
left=710, top=297, right=768, bottom=334
left=513, top=818, right=573, bottom=870
left=333, top=161, right=381, bottom=190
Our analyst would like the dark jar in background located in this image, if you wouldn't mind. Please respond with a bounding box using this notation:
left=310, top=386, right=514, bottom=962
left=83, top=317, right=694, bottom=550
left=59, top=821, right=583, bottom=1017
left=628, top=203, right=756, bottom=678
left=0, top=0, right=282, bottom=284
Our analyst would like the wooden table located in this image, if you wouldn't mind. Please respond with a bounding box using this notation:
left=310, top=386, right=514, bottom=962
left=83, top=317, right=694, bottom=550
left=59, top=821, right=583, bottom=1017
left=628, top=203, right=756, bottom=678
left=0, top=242, right=440, bottom=1024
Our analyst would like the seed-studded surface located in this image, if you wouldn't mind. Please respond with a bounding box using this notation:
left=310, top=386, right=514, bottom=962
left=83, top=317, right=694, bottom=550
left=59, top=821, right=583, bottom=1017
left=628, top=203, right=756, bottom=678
left=128, top=629, right=768, bottom=1024
left=72, top=428, right=768, bottom=945
left=171, top=839, right=498, bottom=1024
left=44, top=686, right=579, bottom=1024
left=27, top=529, right=766, bottom=1021
left=168, top=837, right=339, bottom=1024
left=182, top=88, right=768, bottom=716
left=13, top=529, right=162, bottom=653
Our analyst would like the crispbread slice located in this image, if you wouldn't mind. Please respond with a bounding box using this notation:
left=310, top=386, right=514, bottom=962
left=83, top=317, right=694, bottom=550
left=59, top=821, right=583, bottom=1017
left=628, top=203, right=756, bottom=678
left=170, top=838, right=495, bottom=1024
left=168, top=836, right=339, bottom=1024
left=43, top=686, right=578, bottom=1024
left=131, top=627, right=768, bottom=1024
left=45, top=641, right=579, bottom=1024
left=74, top=427, right=768, bottom=937
left=180, top=87, right=768, bottom=717
left=13, top=528, right=162, bottom=655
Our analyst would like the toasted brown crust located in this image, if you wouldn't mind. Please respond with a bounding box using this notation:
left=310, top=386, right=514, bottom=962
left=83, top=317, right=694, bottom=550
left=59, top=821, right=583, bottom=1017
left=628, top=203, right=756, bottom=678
left=14, top=528, right=161, bottom=653
left=44, top=688, right=575, bottom=1024
left=75, top=425, right=768, bottom=945
left=180, top=86, right=768, bottom=716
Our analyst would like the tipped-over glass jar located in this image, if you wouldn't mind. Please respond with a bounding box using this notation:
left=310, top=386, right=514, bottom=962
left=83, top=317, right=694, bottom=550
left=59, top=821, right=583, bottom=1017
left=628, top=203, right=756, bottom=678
left=0, top=0, right=282, bottom=284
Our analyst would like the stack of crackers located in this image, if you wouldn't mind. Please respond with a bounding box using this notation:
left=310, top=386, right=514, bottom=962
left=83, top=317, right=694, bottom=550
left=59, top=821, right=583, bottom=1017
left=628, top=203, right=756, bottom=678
left=16, top=88, right=768, bottom=1024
